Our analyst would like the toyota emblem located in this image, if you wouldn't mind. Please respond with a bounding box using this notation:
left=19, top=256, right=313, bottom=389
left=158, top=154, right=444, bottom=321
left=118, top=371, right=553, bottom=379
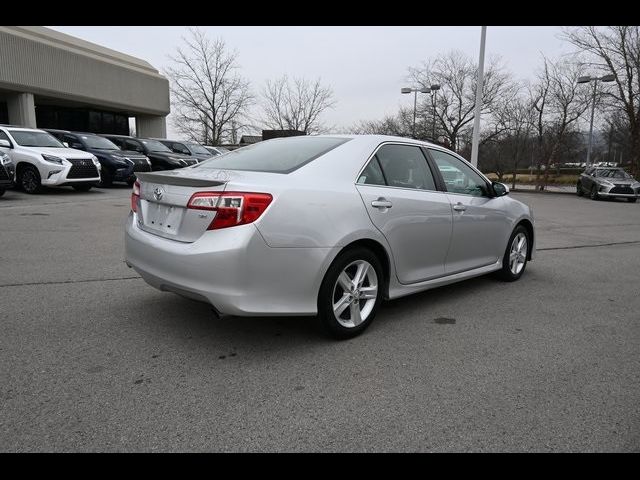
left=153, top=186, right=164, bottom=201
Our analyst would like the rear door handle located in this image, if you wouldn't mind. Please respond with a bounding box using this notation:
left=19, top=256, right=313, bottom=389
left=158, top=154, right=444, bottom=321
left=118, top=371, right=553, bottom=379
left=453, top=202, right=466, bottom=212
left=371, top=198, right=393, bottom=209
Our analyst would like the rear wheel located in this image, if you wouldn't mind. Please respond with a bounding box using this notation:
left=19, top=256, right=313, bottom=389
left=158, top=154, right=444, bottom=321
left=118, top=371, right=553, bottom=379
left=72, top=184, right=93, bottom=192
left=317, top=248, right=383, bottom=339
left=590, top=185, right=599, bottom=200
left=576, top=181, right=583, bottom=196
left=496, top=225, right=529, bottom=282
left=19, top=165, right=42, bottom=194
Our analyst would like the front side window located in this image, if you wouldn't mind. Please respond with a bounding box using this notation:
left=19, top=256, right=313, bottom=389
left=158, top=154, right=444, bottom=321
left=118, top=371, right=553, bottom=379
left=429, top=149, right=488, bottom=197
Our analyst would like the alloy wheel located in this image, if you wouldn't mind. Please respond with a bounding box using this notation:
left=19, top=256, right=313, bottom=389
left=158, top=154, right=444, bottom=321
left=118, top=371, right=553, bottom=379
left=509, top=233, right=527, bottom=275
left=331, top=260, right=378, bottom=328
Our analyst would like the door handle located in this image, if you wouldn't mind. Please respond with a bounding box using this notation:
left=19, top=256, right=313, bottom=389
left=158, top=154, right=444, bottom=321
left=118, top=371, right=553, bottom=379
left=371, top=198, right=393, bottom=209
left=453, top=202, right=466, bottom=212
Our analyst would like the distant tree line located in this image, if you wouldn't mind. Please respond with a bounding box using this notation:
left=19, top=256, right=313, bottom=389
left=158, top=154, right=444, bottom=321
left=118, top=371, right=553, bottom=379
left=165, top=26, right=640, bottom=184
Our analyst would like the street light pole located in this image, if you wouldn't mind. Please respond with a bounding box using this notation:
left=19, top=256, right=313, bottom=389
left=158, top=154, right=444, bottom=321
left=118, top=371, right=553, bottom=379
left=401, top=87, right=431, bottom=139
left=577, top=73, right=615, bottom=167
left=413, top=90, right=418, bottom=139
left=430, top=84, right=440, bottom=143
left=586, top=79, right=598, bottom=167
left=470, top=26, right=487, bottom=167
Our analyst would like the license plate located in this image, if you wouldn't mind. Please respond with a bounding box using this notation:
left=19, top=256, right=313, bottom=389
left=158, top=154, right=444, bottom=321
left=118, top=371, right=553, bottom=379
left=145, top=202, right=183, bottom=235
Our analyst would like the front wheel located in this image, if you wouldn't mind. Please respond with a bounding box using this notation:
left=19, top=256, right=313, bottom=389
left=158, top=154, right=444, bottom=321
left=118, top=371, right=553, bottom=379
left=496, top=225, right=530, bottom=282
left=19, top=165, right=42, bottom=194
left=317, top=248, right=383, bottom=339
left=576, top=182, right=583, bottom=196
left=590, top=185, right=599, bottom=200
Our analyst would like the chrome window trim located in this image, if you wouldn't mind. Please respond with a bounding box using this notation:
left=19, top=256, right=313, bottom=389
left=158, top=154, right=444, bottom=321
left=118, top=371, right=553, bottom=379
left=354, top=141, right=446, bottom=195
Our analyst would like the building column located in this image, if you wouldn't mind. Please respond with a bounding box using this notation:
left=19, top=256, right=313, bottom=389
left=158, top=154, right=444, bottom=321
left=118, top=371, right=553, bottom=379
left=7, top=92, right=37, bottom=128
left=136, top=115, right=167, bottom=138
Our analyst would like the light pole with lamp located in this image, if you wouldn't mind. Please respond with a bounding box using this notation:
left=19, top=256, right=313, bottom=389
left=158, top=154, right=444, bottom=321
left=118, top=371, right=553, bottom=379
left=401, top=86, right=431, bottom=139
left=430, top=84, right=441, bottom=142
left=577, top=73, right=615, bottom=166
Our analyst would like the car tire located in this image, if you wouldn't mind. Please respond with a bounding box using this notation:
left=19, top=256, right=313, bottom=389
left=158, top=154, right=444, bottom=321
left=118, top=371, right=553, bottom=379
left=496, top=225, right=530, bottom=282
left=317, top=247, right=383, bottom=339
left=576, top=181, right=583, bottom=196
left=0, top=187, right=5, bottom=197
left=72, top=184, right=93, bottom=192
left=628, top=198, right=637, bottom=203
left=19, top=165, right=42, bottom=194
left=590, top=185, right=600, bottom=200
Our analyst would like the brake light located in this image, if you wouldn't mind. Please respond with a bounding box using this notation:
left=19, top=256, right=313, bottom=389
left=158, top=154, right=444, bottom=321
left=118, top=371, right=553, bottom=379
left=131, top=180, right=140, bottom=212
left=187, top=192, right=273, bottom=230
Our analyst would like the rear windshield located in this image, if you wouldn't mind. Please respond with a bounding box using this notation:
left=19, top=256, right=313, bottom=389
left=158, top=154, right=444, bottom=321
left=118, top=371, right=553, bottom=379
left=195, top=136, right=351, bottom=173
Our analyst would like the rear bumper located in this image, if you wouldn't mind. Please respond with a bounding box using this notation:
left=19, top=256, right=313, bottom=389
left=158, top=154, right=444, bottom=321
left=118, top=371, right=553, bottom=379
left=125, top=213, right=336, bottom=316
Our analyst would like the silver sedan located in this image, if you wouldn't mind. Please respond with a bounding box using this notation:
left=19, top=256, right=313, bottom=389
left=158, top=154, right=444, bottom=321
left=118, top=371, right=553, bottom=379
left=125, top=135, right=535, bottom=338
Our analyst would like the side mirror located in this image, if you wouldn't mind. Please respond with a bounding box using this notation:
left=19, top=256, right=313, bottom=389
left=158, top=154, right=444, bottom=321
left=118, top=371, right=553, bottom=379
left=493, top=182, right=509, bottom=197
left=0, top=139, right=11, bottom=148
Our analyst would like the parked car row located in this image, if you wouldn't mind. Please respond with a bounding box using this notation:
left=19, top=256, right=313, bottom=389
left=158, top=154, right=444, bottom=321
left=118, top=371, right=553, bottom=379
left=0, top=125, right=228, bottom=194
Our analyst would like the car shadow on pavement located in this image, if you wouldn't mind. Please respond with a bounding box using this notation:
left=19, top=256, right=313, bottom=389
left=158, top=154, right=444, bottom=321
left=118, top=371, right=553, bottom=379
left=130, top=268, right=520, bottom=353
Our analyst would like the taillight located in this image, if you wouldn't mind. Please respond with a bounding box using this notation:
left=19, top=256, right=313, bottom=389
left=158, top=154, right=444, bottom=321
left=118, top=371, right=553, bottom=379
left=131, top=180, right=140, bottom=212
left=187, top=191, right=273, bottom=230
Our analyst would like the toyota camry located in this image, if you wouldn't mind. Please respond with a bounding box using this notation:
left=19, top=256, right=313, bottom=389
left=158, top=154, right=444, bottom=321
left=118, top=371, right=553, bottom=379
left=125, top=135, right=535, bottom=338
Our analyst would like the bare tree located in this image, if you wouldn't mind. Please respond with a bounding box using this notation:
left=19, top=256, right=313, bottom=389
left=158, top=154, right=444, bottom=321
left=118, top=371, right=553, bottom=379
left=563, top=26, right=640, bottom=175
left=408, top=50, right=513, bottom=153
left=261, top=76, right=336, bottom=134
left=530, top=56, right=591, bottom=189
left=165, top=27, right=253, bottom=145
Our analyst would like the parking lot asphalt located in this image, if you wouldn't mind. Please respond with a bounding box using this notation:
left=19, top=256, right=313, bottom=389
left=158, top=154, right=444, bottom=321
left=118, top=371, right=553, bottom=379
left=1, top=186, right=639, bottom=452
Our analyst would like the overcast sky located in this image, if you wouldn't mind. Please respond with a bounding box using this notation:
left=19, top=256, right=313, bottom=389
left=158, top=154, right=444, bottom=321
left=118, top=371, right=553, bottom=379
left=48, top=26, right=573, bottom=137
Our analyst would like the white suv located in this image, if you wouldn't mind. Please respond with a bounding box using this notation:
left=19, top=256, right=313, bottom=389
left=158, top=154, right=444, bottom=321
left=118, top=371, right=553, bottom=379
left=0, top=126, right=101, bottom=194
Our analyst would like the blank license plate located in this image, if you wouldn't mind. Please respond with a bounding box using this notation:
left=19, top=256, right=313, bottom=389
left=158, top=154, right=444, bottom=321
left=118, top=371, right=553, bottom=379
left=145, top=203, right=183, bottom=235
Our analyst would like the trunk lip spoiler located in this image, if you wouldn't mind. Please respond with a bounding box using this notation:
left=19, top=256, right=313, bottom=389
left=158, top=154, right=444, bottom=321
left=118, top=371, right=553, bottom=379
left=135, top=171, right=227, bottom=188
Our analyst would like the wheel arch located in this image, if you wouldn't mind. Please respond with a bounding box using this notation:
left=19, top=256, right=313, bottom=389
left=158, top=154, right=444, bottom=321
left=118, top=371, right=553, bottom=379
left=333, top=238, right=392, bottom=300
left=515, top=219, right=534, bottom=261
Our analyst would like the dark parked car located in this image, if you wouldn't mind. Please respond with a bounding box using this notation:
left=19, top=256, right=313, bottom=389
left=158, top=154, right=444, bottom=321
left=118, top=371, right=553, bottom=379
left=0, top=148, right=15, bottom=196
left=100, top=135, right=196, bottom=171
left=151, top=138, right=214, bottom=162
left=45, top=129, right=151, bottom=187
left=577, top=166, right=640, bottom=202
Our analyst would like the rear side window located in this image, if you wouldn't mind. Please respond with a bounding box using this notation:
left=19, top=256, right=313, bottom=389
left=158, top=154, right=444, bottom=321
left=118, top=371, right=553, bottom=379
left=361, top=144, right=436, bottom=191
left=196, top=136, right=351, bottom=174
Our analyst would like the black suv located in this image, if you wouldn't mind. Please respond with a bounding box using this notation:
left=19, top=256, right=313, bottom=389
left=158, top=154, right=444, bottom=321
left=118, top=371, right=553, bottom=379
left=45, top=129, right=152, bottom=187
left=151, top=138, right=214, bottom=163
left=100, top=135, right=196, bottom=171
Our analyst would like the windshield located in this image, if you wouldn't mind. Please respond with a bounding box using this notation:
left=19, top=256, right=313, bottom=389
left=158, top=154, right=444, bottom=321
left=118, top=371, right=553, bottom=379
left=9, top=130, right=64, bottom=148
left=140, top=139, right=172, bottom=153
left=81, top=135, right=119, bottom=151
left=601, top=169, right=631, bottom=179
left=195, top=136, right=351, bottom=173
left=187, top=143, right=212, bottom=155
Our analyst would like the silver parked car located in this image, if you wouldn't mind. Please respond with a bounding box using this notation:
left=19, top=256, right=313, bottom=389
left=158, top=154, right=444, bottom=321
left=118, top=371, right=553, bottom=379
left=125, top=135, right=535, bottom=338
left=577, top=166, right=640, bottom=202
